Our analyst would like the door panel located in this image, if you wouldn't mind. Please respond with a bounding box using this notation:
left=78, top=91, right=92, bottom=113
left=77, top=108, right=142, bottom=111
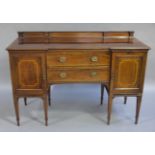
left=11, top=52, right=45, bottom=91
left=111, top=51, right=147, bottom=93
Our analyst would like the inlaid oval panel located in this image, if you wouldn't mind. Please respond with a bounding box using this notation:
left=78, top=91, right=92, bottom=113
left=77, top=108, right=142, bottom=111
left=118, top=60, right=138, bottom=87
left=18, top=59, right=40, bottom=88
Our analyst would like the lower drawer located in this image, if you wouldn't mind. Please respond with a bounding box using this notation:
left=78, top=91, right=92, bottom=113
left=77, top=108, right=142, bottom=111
left=47, top=67, right=109, bottom=83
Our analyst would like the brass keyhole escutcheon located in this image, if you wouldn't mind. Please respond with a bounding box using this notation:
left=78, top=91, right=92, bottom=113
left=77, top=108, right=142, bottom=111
left=59, top=56, right=66, bottom=63
left=59, top=72, right=67, bottom=78
left=91, top=56, right=98, bottom=62
left=91, top=71, right=97, bottom=77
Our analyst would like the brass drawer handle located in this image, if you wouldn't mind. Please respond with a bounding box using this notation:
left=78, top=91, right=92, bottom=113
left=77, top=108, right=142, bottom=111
left=91, top=56, right=98, bottom=62
left=90, top=71, right=97, bottom=77
left=59, top=72, right=67, bottom=78
left=59, top=56, right=66, bottom=63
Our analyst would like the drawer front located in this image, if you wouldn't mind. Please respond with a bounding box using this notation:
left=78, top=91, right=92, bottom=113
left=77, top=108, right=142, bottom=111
left=47, top=50, right=110, bottom=67
left=47, top=67, right=109, bottom=83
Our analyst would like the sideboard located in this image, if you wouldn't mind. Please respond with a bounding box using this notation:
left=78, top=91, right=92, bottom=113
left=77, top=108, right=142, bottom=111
left=7, top=31, right=150, bottom=126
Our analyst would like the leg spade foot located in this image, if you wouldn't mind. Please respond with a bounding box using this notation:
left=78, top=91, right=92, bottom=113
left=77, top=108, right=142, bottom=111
left=135, top=96, right=142, bottom=124
left=124, top=96, right=127, bottom=104
left=100, top=84, right=104, bottom=105
left=107, top=94, right=113, bottom=125
left=13, top=96, right=20, bottom=126
left=43, top=95, right=48, bottom=126
left=48, top=88, right=51, bottom=106
left=24, top=97, right=27, bottom=106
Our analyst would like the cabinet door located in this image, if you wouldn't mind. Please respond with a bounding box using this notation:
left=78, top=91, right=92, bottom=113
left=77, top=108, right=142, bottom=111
left=10, top=52, right=46, bottom=92
left=111, top=51, right=147, bottom=94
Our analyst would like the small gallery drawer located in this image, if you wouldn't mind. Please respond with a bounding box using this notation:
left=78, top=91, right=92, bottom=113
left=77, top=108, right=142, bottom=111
left=47, top=67, right=109, bottom=83
left=47, top=50, right=110, bottom=67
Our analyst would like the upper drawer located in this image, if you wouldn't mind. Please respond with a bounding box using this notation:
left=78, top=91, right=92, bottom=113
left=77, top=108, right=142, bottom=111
left=47, top=50, right=110, bottom=67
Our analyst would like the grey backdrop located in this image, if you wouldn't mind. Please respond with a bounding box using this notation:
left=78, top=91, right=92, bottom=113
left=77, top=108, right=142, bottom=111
left=0, top=24, right=155, bottom=131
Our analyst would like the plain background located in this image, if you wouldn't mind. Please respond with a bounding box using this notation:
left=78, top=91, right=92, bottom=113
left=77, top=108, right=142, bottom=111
left=0, top=23, right=155, bottom=131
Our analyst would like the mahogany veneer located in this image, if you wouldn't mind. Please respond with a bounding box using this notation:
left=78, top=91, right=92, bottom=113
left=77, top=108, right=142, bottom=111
left=7, top=31, right=150, bottom=126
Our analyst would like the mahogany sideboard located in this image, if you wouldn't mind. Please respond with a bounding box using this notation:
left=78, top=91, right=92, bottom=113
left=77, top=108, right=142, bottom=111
left=7, top=31, right=150, bottom=126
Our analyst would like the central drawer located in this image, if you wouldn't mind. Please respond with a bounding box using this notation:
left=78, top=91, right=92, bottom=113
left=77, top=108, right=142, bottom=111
left=47, top=50, right=110, bottom=67
left=47, top=67, right=109, bottom=83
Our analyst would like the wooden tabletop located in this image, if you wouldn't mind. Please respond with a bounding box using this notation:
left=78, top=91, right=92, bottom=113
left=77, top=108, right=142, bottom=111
left=7, top=38, right=150, bottom=51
